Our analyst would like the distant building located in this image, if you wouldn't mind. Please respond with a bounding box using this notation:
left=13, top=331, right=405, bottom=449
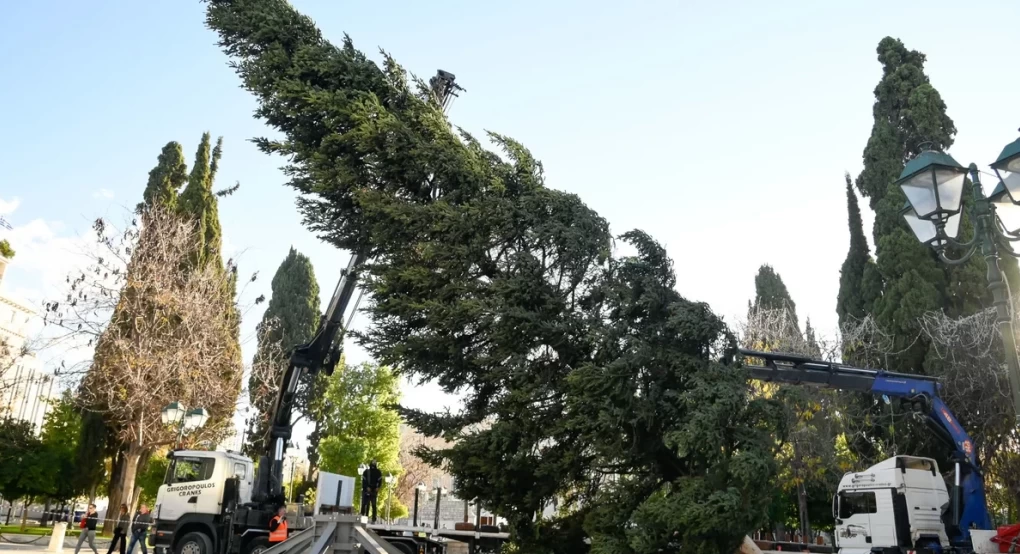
left=0, top=254, right=56, bottom=433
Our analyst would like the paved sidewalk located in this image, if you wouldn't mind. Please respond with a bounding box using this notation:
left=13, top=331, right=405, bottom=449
left=0, top=534, right=115, bottom=553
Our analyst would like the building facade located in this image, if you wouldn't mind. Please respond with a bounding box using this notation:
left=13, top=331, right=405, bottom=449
left=0, top=255, right=56, bottom=433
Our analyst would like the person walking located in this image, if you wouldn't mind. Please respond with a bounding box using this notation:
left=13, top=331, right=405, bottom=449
left=126, top=505, right=152, bottom=554
left=107, top=504, right=129, bottom=554
left=74, top=504, right=99, bottom=554
left=268, top=506, right=288, bottom=544
left=360, top=460, right=383, bottom=523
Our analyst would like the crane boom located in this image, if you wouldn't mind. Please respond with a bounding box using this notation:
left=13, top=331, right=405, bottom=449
left=738, top=348, right=993, bottom=542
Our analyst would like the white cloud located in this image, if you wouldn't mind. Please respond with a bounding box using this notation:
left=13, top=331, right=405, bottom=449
left=0, top=196, right=20, bottom=216
left=92, top=188, right=115, bottom=199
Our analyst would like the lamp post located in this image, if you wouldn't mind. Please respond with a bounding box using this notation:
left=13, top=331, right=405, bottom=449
left=898, top=131, right=1020, bottom=422
left=412, top=482, right=426, bottom=527
left=432, top=486, right=446, bottom=530
left=384, top=474, right=395, bottom=525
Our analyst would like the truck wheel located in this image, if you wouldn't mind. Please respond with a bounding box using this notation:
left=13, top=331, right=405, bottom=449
left=175, top=532, right=213, bottom=554
left=244, top=537, right=270, bottom=554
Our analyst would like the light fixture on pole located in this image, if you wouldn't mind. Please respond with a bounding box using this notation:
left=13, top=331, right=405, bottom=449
left=161, top=402, right=210, bottom=449
left=413, top=482, right=426, bottom=527
left=898, top=132, right=1020, bottom=422
left=384, top=474, right=395, bottom=525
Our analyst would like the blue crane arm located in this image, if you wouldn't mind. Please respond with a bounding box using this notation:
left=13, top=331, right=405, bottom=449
left=738, top=348, right=992, bottom=537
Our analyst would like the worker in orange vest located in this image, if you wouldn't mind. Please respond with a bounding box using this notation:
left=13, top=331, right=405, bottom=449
left=268, top=506, right=288, bottom=543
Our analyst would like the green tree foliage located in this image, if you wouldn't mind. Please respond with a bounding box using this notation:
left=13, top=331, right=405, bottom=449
left=316, top=361, right=406, bottom=520
left=853, top=37, right=980, bottom=372
left=135, top=454, right=170, bottom=505
left=140, top=142, right=189, bottom=212
left=74, top=410, right=111, bottom=501
left=0, top=418, right=61, bottom=525
left=572, top=232, right=787, bottom=554
left=178, top=133, right=225, bottom=269
left=204, top=2, right=788, bottom=551
left=752, top=265, right=798, bottom=321
left=835, top=173, right=879, bottom=333
left=246, top=247, right=320, bottom=460
left=0, top=239, right=14, bottom=259
left=40, top=392, right=85, bottom=501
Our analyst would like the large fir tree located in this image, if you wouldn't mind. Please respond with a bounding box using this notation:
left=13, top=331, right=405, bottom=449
left=205, top=2, right=788, bottom=551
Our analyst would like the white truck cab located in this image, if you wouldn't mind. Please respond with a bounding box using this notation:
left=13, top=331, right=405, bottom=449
left=153, top=451, right=256, bottom=554
left=833, top=455, right=950, bottom=554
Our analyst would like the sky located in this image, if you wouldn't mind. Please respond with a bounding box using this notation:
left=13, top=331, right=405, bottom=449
left=2, top=0, right=1020, bottom=442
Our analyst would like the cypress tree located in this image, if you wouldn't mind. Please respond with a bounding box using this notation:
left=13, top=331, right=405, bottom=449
left=855, top=37, right=979, bottom=374
left=140, top=142, right=188, bottom=211
left=178, top=133, right=225, bottom=269
left=752, top=264, right=799, bottom=325
left=836, top=173, right=879, bottom=330
left=246, top=248, right=321, bottom=461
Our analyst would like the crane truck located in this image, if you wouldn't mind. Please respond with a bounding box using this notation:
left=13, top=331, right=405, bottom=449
left=148, top=70, right=504, bottom=554
left=740, top=348, right=1018, bottom=554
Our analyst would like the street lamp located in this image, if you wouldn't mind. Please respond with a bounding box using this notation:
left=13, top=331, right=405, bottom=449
left=412, top=482, right=426, bottom=527
left=161, top=402, right=210, bottom=448
left=899, top=133, right=1020, bottom=421
left=384, top=474, right=395, bottom=525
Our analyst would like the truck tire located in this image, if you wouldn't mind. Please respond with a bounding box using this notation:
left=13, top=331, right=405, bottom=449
left=175, top=532, right=213, bottom=554
left=244, top=537, right=270, bottom=554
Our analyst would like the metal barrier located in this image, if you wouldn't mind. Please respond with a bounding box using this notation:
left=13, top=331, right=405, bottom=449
left=352, top=526, right=403, bottom=554
left=261, top=526, right=314, bottom=554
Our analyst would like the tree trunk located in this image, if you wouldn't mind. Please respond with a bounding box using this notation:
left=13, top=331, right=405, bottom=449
left=797, top=480, right=811, bottom=542
left=103, top=451, right=125, bottom=535
left=130, top=485, right=143, bottom=516
left=105, top=445, right=142, bottom=534
left=793, top=444, right=811, bottom=542
left=20, top=498, right=30, bottom=531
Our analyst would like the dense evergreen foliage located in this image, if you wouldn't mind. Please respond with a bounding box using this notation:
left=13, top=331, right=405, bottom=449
left=246, top=247, right=321, bottom=459
left=205, top=1, right=787, bottom=551
left=835, top=173, right=878, bottom=331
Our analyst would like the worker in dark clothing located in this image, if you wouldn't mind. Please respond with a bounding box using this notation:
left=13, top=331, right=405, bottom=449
left=126, top=504, right=151, bottom=554
left=74, top=504, right=100, bottom=554
left=107, top=504, right=129, bottom=554
left=360, top=460, right=383, bottom=523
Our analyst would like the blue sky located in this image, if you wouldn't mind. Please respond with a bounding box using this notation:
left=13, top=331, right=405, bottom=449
left=2, top=0, right=1020, bottom=425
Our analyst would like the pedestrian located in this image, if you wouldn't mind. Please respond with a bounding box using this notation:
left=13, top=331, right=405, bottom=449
left=126, top=504, right=151, bottom=554
left=107, top=504, right=129, bottom=554
left=74, top=504, right=99, bottom=554
left=268, top=506, right=288, bottom=544
left=360, top=460, right=382, bottom=523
